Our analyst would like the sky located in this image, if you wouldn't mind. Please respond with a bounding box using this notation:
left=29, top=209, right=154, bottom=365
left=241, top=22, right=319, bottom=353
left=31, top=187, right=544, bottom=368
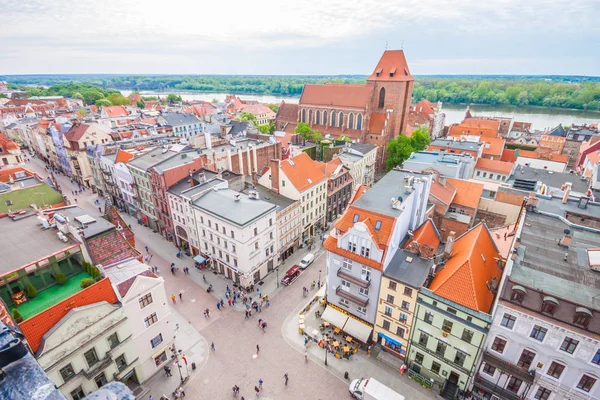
left=1, top=0, right=599, bottom=76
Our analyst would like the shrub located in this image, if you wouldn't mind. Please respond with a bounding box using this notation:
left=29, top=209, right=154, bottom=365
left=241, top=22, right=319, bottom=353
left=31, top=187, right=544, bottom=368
left=12, top=308, right=23, bottom=323
left=90, top=266, right=101, bottom=279
left=56, top=273, right=67, bottom=285
left=80, top=278, right=95, bottom=289
left=26, top=283, right=38, bottom=298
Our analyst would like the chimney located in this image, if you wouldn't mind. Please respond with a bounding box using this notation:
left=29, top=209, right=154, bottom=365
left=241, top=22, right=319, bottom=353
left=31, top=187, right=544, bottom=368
left=189, top=170, right=195, bottom=188
left=443, top=231, right=455, bottom=260
left=438, top=149, right=445, bottom=161
left=252, top=171, right=258, bottom=185
left=270, top=159, right=280, bottom=194
left=562, top=182, right=572, bottom=204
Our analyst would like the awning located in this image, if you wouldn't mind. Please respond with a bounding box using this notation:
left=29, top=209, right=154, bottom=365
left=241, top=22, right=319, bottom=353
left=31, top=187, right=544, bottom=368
left=321, top=306, right=348, bottom=329
left=377, top=332, right=402, bottom=348
left=343, top=317, right=373, bottom=343
left=193, top=255, right=206, bottom=263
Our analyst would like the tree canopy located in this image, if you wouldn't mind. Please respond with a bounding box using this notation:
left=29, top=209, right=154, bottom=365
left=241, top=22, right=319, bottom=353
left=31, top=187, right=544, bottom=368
left=386, top=127, right=431, bottom=171
left=294, top=122, right=313, bottom=140
left=237, top=112, right=257, bottom=124
left=166, top=93, right=183, bottom=103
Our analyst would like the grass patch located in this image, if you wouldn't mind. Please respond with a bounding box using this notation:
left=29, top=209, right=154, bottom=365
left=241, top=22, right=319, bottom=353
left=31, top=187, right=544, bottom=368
left=0, top=183, right=64, bottom=213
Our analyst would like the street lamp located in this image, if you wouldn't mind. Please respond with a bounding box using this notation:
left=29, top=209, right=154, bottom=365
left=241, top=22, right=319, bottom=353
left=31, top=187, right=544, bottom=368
left=323, top=337, right=329, bottom=366
left=169, top=343, right=186, bottom=384
left=276, top=267, right=279, bottom=288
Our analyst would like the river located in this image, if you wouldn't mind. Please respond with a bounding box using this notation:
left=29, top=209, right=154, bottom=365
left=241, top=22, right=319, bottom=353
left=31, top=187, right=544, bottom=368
left=120, top=90, right=600, bottom=131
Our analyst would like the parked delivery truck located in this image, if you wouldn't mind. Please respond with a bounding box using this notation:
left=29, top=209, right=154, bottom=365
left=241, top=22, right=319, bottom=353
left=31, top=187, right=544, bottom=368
left=349, top=377, right=404, bottom=400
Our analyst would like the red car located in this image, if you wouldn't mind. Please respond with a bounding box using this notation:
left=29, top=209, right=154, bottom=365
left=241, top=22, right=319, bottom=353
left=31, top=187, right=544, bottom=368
left=281, top=265, right=301, bottom=286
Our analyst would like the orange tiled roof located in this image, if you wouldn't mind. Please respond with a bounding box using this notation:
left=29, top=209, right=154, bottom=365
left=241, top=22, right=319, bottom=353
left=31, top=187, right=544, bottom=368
left=501, top=149, right=517, bottom=163
left=317, top=158, right=342, bottom=177
left=0, top=135, right=19, bottom=151
left=448, top=125, right=498, bottom=139
left=369, top=113, right=386, bottom=134
left=19, top=277, right=119, bottom=352
left=276, top=101, right=298, bottom=122
left=366, top=50, right=413, bottom=82
left=430, top=179, right=457, bottom=205
left=115, top=149, right=134, bottom=164
left=350, top=184, right=370, bottom=204
left=334, top=205, right=396, bottom=254
left=324, top=236, right=383, bottom=270
left=0, top=167, right=35, bottom=183
left=300, top=84, right=372, bottom=109
left=412, top=99, right=435, bottom=114
left=446, top=178, right=484, bottom=209
left=103, top=105, right=129, bottom=118
left=518, top=149, right=569, bottom=163
left=280, top=152, right=327, bottom=192
left=460, top=118, right=500, bottom=132
left=482, top=137, right=505, bottom=157
left=428, top=224, right=502, bottom=312
left=104, top=205, right=136, bottom=246
left=475, top=158, right=514, bottom=175
left=404, top=219, right=441, bottom=257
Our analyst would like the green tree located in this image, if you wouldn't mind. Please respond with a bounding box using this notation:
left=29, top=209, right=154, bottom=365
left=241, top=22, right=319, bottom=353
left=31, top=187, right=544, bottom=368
left=77, top=108, right=88, bottom=116
left=95, top=99, right=112, bottom=108
left=386, top=134, right=415, bottom=171
left=258, top=124, right=271, bottom=134
left=80, top=278, right=95, bottom=289
left=166, top=94, right=183, bottom=103
left=238, top=112, right=257, bottom=124
left=294, top=122, right=314, bottom=140
left=12, top=308, right=23, bottom=323
left=26, top=283, right=38, bottom=298
left=410, top=126, right=431, bottom=151
left=72, top=92, right=84, bottom=101
left=312, top=131, right=323, bottom=143
left=0, top=93, right=7, bottom=99
left=107, top=93, right=130, bottom=106
left=142, top=96, right=157, bottom=101
left=268, top=103, right=279, bottom=113
left=137, top=100, right=146, bottom=109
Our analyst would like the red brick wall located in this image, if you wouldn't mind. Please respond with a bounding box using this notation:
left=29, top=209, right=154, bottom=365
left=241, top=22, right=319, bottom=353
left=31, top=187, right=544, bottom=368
left=228, top=143, right=282, bottom=176
left=496, top=189, right=525, bottom=206
left=19, top=277, right=119, bottom=352
left=437, top=217, right=469, bottom=241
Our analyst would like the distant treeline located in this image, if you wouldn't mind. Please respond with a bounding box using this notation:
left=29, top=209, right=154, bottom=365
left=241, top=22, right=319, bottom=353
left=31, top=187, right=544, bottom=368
left=3, top=74, right=600, bottom=111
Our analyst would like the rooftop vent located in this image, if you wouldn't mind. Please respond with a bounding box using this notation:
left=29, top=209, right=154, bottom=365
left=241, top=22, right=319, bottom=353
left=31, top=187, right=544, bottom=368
left=234, top=193, right=241, bottom=202
left=248, top=190, right=259, bottom=200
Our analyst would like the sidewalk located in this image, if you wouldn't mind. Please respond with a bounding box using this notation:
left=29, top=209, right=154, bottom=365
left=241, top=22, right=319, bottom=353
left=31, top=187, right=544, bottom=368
left=281, top=293, right=436, bottom=400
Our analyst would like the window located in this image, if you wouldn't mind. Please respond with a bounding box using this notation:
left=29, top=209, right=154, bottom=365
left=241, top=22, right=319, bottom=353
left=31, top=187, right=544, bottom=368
left=107, top=332, right=119, bottom=349
left=501, top=313, right=517, bottom=329
left=150, top=333, right=163, bottom=349
left=492, top=337, right=507, bottom=354
left=442, top=320, right=453, bottom=333
left=232, top=244, right=236, bottom=253
left=347, top=240, right=357, bottom=252
left=94, top=372, right=108, bottom=388
left=361, top=266, right=371, bottom=281
left=254, top=227, right=258, bottom=236
left=84, top=348, right=99, bottom=368
left=401, top=301, right=410, bottom=310
left=541, top=300, right=558, bottom=315
left=384, top=306, right=393, bottom=316
left=454, top=351, right=467, bottom=367
left=115, top=354, right=127, bottom=371
left=506, top=377, right=523, bottom=393
left=270, top=232, right=274, bottom=240
left=360, top=246, right=370, bottom=257
left=419, top=332, right=429, bottom=346
left=234, top=258, right=238, bottom=267
left=530, top=325, right=547, bottom=342
left=403, top=287, right=413, bottom=297
left=138, top=292, right=153, bottom=308
left=231, top=230, right=235, bottom=239
left=446, top=307, right=457, bottom=315
left=383, top=320, right=391, bottom=330
left=154, top=351, right=168, bottom=367
left=396, top=327, right=405, bottom=337
left=359, top=287, right=369, bottom=296
left=71, top=387, right=85, bottom=400
left=386, top=294, right=395, bottom=304
left=483, top=363, right=496, bottom=376
left=535, top=387, right=552, bottom=400
left=222, top=227, right=226, bottom=234
left=592, top=349, right=600, bottom=365
left=388, top=281, right=397, bottom=290
left=462, top=329, right=474, bottom=343
left=517, top=349, right=536, bottom=370
left=60, top=364, right=75, bottom=382
left=357, top=306, right=367, bottom=314
left=415, top=352, right=424, bottom=365
left=511, top=289, right=525, bottom=304
left=436, top=341, right=447, bottom=357
left=341, top=280, right=350, bottom=290
left=547, top=361, right=565, bottom=379
left=399, top=312, right=408, bottom=324
left=340, top=298, right=349, bottom=307
left=431, top=361, right=441, bottom=374
left=577, top=375, right=596, bottom=392
left=353, top=214, right=359, bottom=223
left=144, top=312, right=158, bottom=327
left=254, top=242, right=259, bottom=250
left=378, top=87, right=386, bottom=108
left=215, top=223, right=219, bottom=231
left=574, top=311, right=591, bottom=328
left=375, top=220, right=382, bottom=230
left=424, top=312, right=434, bottom=324
left=560, top=337, right=579, bottom=354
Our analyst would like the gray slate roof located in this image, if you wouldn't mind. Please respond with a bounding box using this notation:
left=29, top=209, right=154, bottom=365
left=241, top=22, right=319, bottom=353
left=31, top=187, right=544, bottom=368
left=193, top=188, right=278, bottom=227
left=350, top=143, right=377, bottom=154
left=242, top=184, right=296, bottom=211
left=160, top=112, right=201, bottom=126
left=385, top=249, right=433, bottom=288
left=508, top=166, right=589, bottom=194
left=431, top=139, right=483, bottom=152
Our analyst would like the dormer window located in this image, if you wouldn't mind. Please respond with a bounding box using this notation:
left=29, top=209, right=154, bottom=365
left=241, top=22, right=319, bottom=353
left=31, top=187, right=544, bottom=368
left=541, top=296, right=559, bottom=316
left=574, top=307, right=593, bottom=328
left=510, top=285, right=526, bottom=304
left=389, top=68, right=396, bottom=78
left=353, top=214, right=359, bottom=223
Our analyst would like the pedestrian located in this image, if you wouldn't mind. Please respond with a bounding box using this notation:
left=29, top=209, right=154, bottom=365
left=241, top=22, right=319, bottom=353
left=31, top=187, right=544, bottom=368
left=98, top=207, right=102, bottom=213
left=205, top=308, right=210, bottom=317
left=75, top=198, right=78, bottom=203
left=179, top=292, right=183, bottom=301
left=145, top=245, right=149, bottom=253
left=256, top=344, right=260, bottom=354
left=258, top=378, right=263, bottom=390
left=254, top=386, right=260, bottom=397
left=305, top=351, right=308, bottom=361
left=171, top=266, right=175, bottom=275
left=220, top=299, right=224, bottom=308
left=245, top=310, right=249, bottom=319
left=216, top=302, right=221, bottom=310
left=171, top=294, right=176, bottom=304
left=203, top=310, right=207, bottom=318
left=211, top=342, right=215, bottom=351
left=164, top=366, right=172, bottom=377
left=149, top=396, right=154, bottom=400
left=178, top=387, right=185, bottom=398
left=283, top=373, right=289, bottom=386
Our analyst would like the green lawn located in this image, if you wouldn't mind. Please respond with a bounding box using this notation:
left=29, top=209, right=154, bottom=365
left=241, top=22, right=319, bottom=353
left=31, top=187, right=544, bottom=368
left=17, top=272, right=92, bottom=320
left=0, top=183, right=64, bottom=213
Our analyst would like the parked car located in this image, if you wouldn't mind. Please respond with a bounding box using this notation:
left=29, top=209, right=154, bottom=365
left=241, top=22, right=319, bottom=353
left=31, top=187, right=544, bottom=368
left=349, top=378, right=405, bottom=400
left=299, top=253, right=315, bottom=269
left=281, top=265, right=301, bottom=286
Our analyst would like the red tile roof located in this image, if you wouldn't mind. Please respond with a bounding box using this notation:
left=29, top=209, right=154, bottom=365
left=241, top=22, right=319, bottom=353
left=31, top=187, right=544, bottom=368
left=19, top=277, right=119, bottom=352
left=115, top=149, right=134, bottom=164
left=430, top=179, right=457, bottom=205
left=501, top=149, right=518, bottom=163
left=448, top=125, right=498, bottom=139
left=404, top=219, right=441, bottom=258
left=300, top=84, right=372, bottom=109
left=64, top=123, right=90, bottom=142
left=446, top=178, right=484, bottom=209
left=103, top=105, right=129, bottom=118
left=366, top=50, right=413, bottom=82
left=350, top=184, right=370, bottom=204
left=276, top=101, right=299, bottom=122
left=428, top=224, right=502, bottom=312
left=316, top=158, right=342, bottom=177
left=481, top=137, right=505, bottom=157
left=0, top=167, right=35, bottom=183
left=116, top=270, right=157, bottom=297
left=104, top=205, right=136, bottom=247
left=412, top=100, right=436, bottom=114
left=369, top=113, right=386, bottom=134
left=280, top=152, right=327, bottom=192
left=475, top=158, right=514, bottom=175
left=85, top=229, right=142, bottom=267
left=0, top=134, right=19, bottom=151
left=460, top=118, right=500, bottom=132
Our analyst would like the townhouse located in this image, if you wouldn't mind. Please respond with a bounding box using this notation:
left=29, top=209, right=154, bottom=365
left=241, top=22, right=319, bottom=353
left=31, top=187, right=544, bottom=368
left=63, top=123, right=112, bottom=187
left=317, top=158, right=353, bottom=223
left=157, top=112, right=202, bottom=138
left=334, top=143, right=378, bottom=188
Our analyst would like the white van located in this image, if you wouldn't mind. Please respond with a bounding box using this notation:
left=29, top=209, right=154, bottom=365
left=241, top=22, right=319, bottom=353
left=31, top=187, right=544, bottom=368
left=349, top=378, right=404, bottom=400
left=299, top=253, right=315, bottom=269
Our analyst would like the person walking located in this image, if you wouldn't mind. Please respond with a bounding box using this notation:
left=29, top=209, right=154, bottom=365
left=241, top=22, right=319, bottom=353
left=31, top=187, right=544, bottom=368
left=205, top=308, right=210, bottom=317
left=283, top=373, right=288, bottom=386
left=256, top=344, right=260, bottom=354
left=211, top=342, right=215, bottom=351
left=258, top=378, right=263, bottom=390
left=216, top=301, right=221, bottom=310
left=220, top=299, right=225, bottom=308
left=171, top=294, right=176, bottom=304
left=164, top=366, right=172, bottom=377
left=145, top=245, right=149, bottom=253
left=179, top=292, right=183, bottom=301
left=254, top=386, right=260, bottom=397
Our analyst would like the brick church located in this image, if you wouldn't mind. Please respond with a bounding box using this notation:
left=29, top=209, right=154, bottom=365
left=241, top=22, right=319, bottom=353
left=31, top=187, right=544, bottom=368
left=275, top=50, right=414, bottom=171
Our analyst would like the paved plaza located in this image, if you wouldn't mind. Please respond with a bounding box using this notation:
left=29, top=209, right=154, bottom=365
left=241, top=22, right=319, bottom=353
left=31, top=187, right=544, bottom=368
left=26, top=157, right=438, bottom=400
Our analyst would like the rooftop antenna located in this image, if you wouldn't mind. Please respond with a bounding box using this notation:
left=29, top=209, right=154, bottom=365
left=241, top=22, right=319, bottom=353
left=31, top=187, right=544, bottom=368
left=385, top=40, right=388, bottom=50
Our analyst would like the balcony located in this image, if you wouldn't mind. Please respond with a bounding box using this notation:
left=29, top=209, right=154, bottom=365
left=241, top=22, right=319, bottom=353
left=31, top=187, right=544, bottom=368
left=337, top=268, right=370, bottom=288
left=481, top=351, right=535, bottom=383
left=82, top=354, right=113, bottom=379
left=411, top=341, right=470, bottom=375
left=336, top=286, right=369, bottom=307
left=473, top=374, right=521, bottom=400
